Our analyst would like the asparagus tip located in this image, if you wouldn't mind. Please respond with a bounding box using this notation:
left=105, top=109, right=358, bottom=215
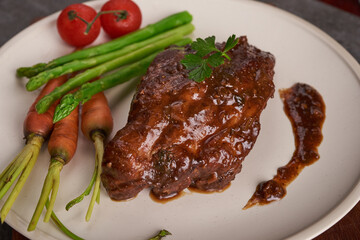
left=53, top=94, right=80, bottom=123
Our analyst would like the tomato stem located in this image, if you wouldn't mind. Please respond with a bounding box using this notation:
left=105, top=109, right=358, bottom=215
left=67, top=9, right=129, bottom=35
left=85, top=10, right=128, bottom=34
left=114, top=10, right=128, bottom=21
left=67, top=10, right=89, bottom=25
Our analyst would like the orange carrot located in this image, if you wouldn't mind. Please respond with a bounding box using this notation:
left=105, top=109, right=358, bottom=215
left=81, top=92, right=113, bottom=141
left=23, top=76, right=68, bottom=138
left=0, top=75, right=68, bottom=222
left=66, top=92, right=113, bottom=221
left=48, top=104, right=79, bottom=164
left=28, top=103, right=79, bottom=231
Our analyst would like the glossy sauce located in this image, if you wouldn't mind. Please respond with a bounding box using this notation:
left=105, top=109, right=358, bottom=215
left=244, top=83, right=325, bottom=209
left=150, top=184, right=231, bottom=204
left=188, top=183, right=231, bottom=194
left=150, top=191, right=187, bottom=204
left=102, top=37, right=276, bottom=201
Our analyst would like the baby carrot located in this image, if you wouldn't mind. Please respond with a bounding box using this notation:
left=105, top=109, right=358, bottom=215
left=28, top=102, right=79, bottom=231
left=0, top=75, right=68, bottom=222
left=66, top=92, right=113, bottom=221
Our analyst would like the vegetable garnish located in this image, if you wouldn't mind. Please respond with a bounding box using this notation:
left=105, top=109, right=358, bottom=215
left=28, top=102, right=79, bottom=231
left=57, top=2, right=142, bottom=47
left=53, top=37, right=192, bottom=122
left=181, top=34, right=239, bottom=82
left=100, top=0, right=142, bottom=38
left=66, top=92, right=113, bottom=222
left=45, top=199, right=84, bottom=240
left=52, top=51, right=159, bottom=123
left=17, top=11, right=193, bottom=78
left=0, top=75, right=67, bottom=223
left=57, top=4, right=101, bottom=47
left=148, top=229, right=172, bottom=240
left=26, top=23, right=194, bottom=92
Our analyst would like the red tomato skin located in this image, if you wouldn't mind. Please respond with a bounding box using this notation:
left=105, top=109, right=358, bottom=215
left=100, top=0, right=142, bottom=39
left=57, top=4, right=101, bottom=47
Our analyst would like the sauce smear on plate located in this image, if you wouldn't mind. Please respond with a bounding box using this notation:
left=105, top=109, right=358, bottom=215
left=244, top=83, right=326, bottom=209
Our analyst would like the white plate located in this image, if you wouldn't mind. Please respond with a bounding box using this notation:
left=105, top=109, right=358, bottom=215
left=0, top=0, right=359, bottom=239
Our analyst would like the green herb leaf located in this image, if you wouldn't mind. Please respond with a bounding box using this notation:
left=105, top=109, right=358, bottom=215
left=188, top=61, right=212, bottom=83
left=222, top=34, right=239, bottom=60
left=223, top=34, right=238, bottom=53
left=182, top=35, right=239, bottom=82
left=207, top=52, right=224, bottom=68
left=181, top=54, right=203, bottom=70
left=191, top=36, right=218, bottom=57
left=148, top=229, right=172, bottom=240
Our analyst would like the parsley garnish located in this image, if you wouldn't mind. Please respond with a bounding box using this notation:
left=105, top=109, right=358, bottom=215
left=181, top=35, right=239, bottom=82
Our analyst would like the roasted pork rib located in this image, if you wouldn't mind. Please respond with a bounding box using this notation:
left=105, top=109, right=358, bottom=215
left=101, top=36, right=275, bottom=200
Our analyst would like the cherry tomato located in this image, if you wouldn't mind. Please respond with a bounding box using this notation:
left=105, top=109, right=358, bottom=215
left=57, top=4, right=101, bottom=47
left=100, top=0, right=142, bottom=39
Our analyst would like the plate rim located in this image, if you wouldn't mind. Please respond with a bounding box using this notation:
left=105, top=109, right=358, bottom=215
left=0, top=0, right=359, bottom=239
left=241, top=1, right=360, bottom=238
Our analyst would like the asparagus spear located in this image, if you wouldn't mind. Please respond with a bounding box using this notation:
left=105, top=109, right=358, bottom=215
left=53, top=38, right=192, bottom=122
left=17, top=11, right=192, bottom=78
left=26, top=23, right=194, bottom=91
left=35, top=29, right=193, bottom=114
left=53, top=52, right=157, bottom=122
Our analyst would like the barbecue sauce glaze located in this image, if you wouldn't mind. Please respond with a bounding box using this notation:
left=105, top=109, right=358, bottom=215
left=102, top=37, right=276, bottom=201
left=244, top=83, right=325, bottom=209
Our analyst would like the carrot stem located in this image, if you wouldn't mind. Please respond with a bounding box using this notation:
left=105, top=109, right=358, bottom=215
left=0, top=153, right=19, bottom=180
left=0, top=146, right=32, bottom=192
left=28, top=158, right=63, bottom=231
left=0, top=136, right=44, bottom=204
left=65, top=168, right=97, bottom=211
left=96, top=189, right=100, bottom=204
left=44, top=159, right=63, bottom=222
left=65, top=132, right=104, bottom=221
left=0, top=136, right=43, bottom=221
left=85, top=133, right=104, bottom=221
left=45, top=199, right=84, bottom=240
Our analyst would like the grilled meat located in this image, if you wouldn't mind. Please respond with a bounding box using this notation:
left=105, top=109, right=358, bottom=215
left=102, top=36, right=275, bottom=200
